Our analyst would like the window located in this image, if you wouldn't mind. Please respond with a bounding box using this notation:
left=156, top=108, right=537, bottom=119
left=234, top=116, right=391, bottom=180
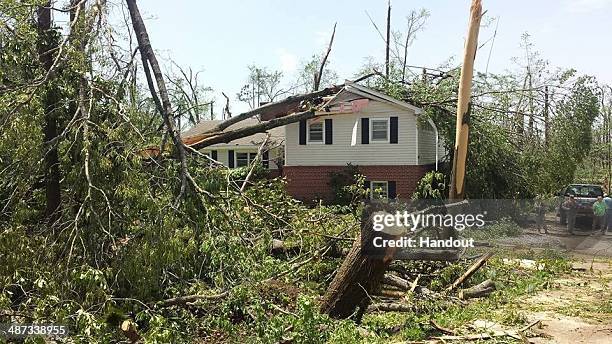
left=565, top=185, right=603, bottom=197
left=371, top=118, right=389, bottom=142
left=236, top=152, right=257, bottom=167
left=308, top=120, right=324, bottom=143
left=371, top=181, right=388, bottom=199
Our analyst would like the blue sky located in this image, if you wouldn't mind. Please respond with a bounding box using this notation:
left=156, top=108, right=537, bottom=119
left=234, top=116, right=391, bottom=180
left=120, top=0, right=612, bottom=114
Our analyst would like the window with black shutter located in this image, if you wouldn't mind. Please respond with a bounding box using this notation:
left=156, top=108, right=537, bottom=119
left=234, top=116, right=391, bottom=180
left=361, top=118, right=369, bottom=144
left=228, top=150, right=235, bottom=168
left=390, top=117, right=398, bottom=144
left=299, top=120, right=307, bottom=145
left=324, top=119, right=333, bottom=144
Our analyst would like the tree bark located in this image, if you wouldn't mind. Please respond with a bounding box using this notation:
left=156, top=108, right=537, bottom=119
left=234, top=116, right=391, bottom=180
left=448, top=0, right=482, bottom=201
left=447, top=0, right=482, bottom=240
left=459, top=279, right=495, bottom=299
left=126, top=0, right=191, bottom=202
left=37, top=1, right=62, bottom=222
left=319, top=203, right=399, bottom=319
left=314, top=23, right=336, bottom=91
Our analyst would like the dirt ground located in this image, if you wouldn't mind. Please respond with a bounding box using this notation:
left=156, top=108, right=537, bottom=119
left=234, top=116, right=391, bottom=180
left=498, top=213, right=612, bottom=257
left=499, top=215, right=612, bottom=343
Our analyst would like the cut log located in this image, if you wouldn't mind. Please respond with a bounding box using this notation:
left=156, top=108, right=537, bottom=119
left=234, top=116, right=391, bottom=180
left=459, top=279, right=496, bottom=299
left=367, top=302, right=413, bottom=313
left=120, top=319, right=141, bottom=343
left=376, top=289, right=405, bottom=298
left=383, top=274, right=410, bottom=291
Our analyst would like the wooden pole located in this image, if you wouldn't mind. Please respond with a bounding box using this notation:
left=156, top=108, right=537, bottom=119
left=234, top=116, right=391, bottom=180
left=449, top=0, right=483, bottom=200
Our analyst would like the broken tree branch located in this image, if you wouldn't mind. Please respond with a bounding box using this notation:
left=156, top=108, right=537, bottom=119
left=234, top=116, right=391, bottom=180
left=459, top=279, right=496, bottom=299
left=156, top=291, right=228, bottom=308
left=126, top=0, right=199, bottom=205
left=446, top=251, right=494, bottom=292
left=314, top=22, right=336, bottom=91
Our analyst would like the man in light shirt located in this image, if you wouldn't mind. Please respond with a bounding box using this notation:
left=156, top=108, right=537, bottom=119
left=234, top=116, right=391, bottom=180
left=603, top=194, right=612, bottom=234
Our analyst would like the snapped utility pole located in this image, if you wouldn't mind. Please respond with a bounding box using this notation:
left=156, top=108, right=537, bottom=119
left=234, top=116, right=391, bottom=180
left=449, top=0, right=483, bottom=200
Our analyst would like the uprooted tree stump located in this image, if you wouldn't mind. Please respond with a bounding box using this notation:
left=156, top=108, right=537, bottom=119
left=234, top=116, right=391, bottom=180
left=319, top=202, right=399, bottom=319
left=320, top=200, right=469, bottom=320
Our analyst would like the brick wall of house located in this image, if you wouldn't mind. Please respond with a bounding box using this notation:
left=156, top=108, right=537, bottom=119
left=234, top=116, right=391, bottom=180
left=283, top=165, right=434, bottom=203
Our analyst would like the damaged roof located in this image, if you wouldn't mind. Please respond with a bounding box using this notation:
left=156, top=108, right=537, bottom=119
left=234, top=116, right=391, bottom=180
left=181, top=117, right=284, bottom=147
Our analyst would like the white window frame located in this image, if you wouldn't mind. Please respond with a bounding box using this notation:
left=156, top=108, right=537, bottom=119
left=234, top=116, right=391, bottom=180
left=235, top=151, right=257, bottom=167
left=307, top=119, right=325, bottom=144
left=370, top=118, right=390, bottom=143
left=370, top=181, right=389, bottom=200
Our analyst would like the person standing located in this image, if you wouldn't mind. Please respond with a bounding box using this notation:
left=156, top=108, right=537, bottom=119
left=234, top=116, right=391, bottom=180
left=604, top=194, right=612, bottom=234
left=562, top=196, right=577, bottom=235
left=592, top=196, right=606, bottom=233
left=536, top=199, right=547, bottom=234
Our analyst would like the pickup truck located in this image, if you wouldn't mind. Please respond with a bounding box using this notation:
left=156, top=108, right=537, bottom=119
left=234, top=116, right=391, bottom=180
left=556, top=184, right=604, bottom=225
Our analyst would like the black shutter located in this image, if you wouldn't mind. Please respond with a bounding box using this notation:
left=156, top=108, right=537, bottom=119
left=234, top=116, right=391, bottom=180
left=388, top=181, right=397, bottom=199
left=324, top=119, right=333, bottom=144
left=361, top=118, right=369, bottom=144
left=299, top=120, right=307, bottom=145
left=228, top=150, right=234, bottom=168
left=211, top=150, right=218, bottom=161
left=390, top=117, right=398, bottom=144
left=262, top=150, right=269, bottom=168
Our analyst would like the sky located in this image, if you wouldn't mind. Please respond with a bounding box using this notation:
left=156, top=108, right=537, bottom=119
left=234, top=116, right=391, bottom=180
left=113, top=0, right=612, bottom=115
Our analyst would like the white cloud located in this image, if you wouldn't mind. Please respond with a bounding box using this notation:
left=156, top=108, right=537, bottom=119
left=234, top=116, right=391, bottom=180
left=276, top=48, right=298, bottom=73
left=563, top=0, right=612, bottom=13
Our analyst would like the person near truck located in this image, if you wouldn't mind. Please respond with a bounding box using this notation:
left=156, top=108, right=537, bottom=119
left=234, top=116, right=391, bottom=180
left=536, top=199, right=547, bottom=234
left=592, top=196, right=606, bottom=232
left=604, top=193, right=612, bottom=234
left=562, top=195, right=577, bottom=235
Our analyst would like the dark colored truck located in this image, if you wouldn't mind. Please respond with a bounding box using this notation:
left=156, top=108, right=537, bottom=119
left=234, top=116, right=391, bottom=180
left=556, top=184, right=604, bottom=225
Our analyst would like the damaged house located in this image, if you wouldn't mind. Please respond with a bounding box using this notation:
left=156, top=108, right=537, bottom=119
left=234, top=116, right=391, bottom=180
left=182, top=83, right=444, bottom=202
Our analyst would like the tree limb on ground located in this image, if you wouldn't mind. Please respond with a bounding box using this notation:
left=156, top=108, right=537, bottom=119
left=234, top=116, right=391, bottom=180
left=446, top=251, right=494, bottom=292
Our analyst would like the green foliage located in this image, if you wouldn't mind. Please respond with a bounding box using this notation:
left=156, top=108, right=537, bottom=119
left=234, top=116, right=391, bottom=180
left=328, top=163, right=360, bottom=205
left=412, top=171, right=447, bottom=200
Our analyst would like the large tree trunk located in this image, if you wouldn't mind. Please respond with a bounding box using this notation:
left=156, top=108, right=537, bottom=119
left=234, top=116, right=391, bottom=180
left=320, top=203, right=399, bottom=320
left=37, top=1, right=62, bottom=222
left=447, top=0, right=482, bottom=240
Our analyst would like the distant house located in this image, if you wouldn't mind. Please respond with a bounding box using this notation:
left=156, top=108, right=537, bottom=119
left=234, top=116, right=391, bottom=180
left=278, top=83, right=443, bottom=202
left=181, top=118, right=284, bottom=175
left=182, top=83, right=444, bottom=202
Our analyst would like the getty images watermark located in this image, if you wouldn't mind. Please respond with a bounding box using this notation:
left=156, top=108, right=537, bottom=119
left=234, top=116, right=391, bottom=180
left=370, top=210, right=484, bottom=249
left=360, top=201, right=487, bottom=259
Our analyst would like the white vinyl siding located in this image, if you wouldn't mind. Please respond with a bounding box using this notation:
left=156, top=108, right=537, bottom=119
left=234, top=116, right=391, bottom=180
left=417, top=121, right=443, bottom=165
left=285, top=100, right=418, bottom=166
